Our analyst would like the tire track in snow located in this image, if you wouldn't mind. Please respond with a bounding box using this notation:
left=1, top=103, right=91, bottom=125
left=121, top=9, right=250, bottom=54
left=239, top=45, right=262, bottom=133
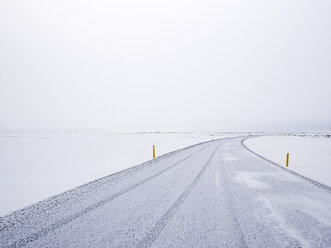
left=216, top=150, right=249, bottom=248
left=137, top=143, right=221, bottom=248
left=4, top=142, right=215, bottom=248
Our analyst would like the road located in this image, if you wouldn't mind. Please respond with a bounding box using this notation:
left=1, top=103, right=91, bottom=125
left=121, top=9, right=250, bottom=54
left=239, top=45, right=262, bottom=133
left=1, top=137, right=330, bottom=247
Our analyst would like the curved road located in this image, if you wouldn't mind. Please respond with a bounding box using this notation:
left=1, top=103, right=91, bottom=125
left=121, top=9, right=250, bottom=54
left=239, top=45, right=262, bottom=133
left=1, top=137, right=330, bottom=247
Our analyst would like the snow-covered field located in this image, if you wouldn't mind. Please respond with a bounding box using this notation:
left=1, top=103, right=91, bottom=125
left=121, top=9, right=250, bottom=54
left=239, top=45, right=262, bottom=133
left=244, top=135, right=331, bottom=187
left=0, top=131, right=243, bottom=216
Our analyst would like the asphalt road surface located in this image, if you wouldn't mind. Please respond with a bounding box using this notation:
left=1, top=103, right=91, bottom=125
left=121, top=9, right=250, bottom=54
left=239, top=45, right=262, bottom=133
left=1, top=137, right=330, bottom=248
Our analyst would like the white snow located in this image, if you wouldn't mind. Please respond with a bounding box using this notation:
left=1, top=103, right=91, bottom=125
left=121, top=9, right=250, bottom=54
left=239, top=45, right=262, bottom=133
left=258, top=197, right=312, bottom=248
left=244, top=135, right=331, bottom=187
left=1, top=136, right=330, bottom=247
left=235, top=172, right=268, bottom=189
left=0, top=131, right=238, bottom=216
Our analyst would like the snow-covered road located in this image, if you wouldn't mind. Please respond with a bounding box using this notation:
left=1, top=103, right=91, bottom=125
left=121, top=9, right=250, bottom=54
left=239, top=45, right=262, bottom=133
left=1, top=137, right=330, bottom=247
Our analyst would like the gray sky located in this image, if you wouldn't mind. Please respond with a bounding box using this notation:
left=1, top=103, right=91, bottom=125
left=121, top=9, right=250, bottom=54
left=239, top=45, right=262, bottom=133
left=0, top=0, right=330, bottom=132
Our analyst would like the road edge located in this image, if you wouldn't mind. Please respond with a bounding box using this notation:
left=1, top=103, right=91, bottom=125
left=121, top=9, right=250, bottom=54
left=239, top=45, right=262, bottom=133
left=241, top=137, right=331, bottom=193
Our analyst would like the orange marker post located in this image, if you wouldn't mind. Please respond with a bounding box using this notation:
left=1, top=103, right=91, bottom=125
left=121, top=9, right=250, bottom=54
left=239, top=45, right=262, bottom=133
left=286, top=153, right=289, bottom=167
left=153, top=145, right=155, bottom=158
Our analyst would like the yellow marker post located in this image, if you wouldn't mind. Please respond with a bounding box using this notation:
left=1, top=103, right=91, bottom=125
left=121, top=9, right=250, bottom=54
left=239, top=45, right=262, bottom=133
left=153, top=145, right=155, bottom=158
left=286, top=153, right=289, bottom=167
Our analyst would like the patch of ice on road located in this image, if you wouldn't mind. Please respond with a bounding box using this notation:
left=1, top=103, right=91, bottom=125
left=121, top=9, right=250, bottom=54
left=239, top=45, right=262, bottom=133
left=223, top=144, right=237, bottom=150
left=235, top=171, right=268, bottom=188
left=222, top=153, right=239, bottom=161
left=222, top=157, right=239, bottom=161
left=258, top=197, right=312, bottom=248
left=215, top=172, right=219, bottom=186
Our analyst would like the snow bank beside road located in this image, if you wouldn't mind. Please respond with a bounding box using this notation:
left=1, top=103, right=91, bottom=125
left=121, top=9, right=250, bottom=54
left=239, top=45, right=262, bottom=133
left=244, top=136, right=331, bottom=187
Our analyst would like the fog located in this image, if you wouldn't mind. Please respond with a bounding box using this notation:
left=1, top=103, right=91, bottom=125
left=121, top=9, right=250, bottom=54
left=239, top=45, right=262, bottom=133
left=1, top=0, right=330, bottom=132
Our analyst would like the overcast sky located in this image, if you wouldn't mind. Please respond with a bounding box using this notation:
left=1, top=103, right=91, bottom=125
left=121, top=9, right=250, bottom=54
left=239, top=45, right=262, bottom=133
left=0, top=0, right=330, bottom=132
